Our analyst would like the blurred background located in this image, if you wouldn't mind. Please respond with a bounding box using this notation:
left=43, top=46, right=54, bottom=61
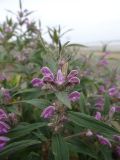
left=1, top=0, right=120, bottom=51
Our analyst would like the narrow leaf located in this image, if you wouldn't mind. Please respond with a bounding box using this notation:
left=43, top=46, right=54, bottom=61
left=0, top=140, right=41, bottom=157
left=56, top=92, right=71, bottom=109
left=8, top=122, right=47, bottom=138
left=103, top=93, right=110, bottom=115
left=68, top=111, right=119, bottom=138
left=52, top=134, right=69, bottom=160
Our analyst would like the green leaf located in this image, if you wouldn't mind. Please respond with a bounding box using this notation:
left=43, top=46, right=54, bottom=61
left=66, top=43, right=87, bottom=48
left=12, top=99, right=49, bottom=109
left=13, top=88, right=39, bottom=96
left=68, top=111, right=120, bottom=138
left=100, top=146, right=113, bottom=160
left=67, top=138, right=97, bottom=159
left=56, top=92, right=71, bottom=109
left=0, top=140, right=41, bottom=157
left=103, top=93, right=110, bottom=115
left=8, top=122, right=47, bottom=138
left=79, top=93, right=86, bottom=113
left=52, top=134, right=69, bottom=160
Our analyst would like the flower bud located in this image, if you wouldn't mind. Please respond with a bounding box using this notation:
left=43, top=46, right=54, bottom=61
left=94, top=112, right=101, bottom=120
left=0, top=109, right=8, bottom=121
left=68, top=91, right=80, bottom=102
left=67, top=70, right=79, bottom=80
left=0, top=136, right=10, bottom=150
left=41, top=106, right=55, bottom=119
left=0, top=121, right=10, bottom=134
left=97, top=135, right=111, bottom=147
left=31, top=78, right=43, bottom=87
left=41, top=67, right=54, bottom=80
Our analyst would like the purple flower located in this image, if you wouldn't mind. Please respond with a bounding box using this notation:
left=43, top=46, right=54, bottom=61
left=95, top=97, right=104, bottom=110
left=98, top=85, right=105, bottom=94
left=0, top=121, right=10, bottom=134
left=31, top=78, right=43, bottom=87
left=32, top=66, right=80, bottom=89
left=115, top=106, right=120, bottom=112
left=97, top=135, right=111, bottom=147
left=68, top=91, right=80, bottom=102
left=55, top=69, right=65, bottom=85
left=98, top=59, right=108, bottom=66
left=43, top=76, right=54, bottom=83
left=41, top=106, right=55, bottom=119
left=41, top=67, right=54, bottom=80
left=66, top=70, right=80, bottom=86
left=67, top=70, right=78, bottom=80
left=0, top=109, right=8, bottom=121
left=108, top=87, right=118, bottom=97
left=67, top=77, right=80, bottom=85
left=0, top=136, right=10, bottom=150
left=94, top=112, right=101, bottom=120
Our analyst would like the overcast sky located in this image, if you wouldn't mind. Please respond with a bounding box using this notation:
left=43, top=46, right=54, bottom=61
left=0, top=0, right=120, bottom=43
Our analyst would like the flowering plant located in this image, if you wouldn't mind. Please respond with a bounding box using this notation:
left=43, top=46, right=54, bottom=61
left=0, top=1, right=120, bottom=160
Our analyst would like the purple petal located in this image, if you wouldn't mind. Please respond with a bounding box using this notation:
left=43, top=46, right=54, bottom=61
left=41, top=67, right=54, bottom=79
left=67, top=77, right=80, bottom=85
left=67, top=70, right=79, bottom=80
left=0, top=136, right=10, bottom=150
left=43, top=76, right=54, bottom=83
left=41, top=106, right=55, bottom=119
left=115, top=106, right=120, bottom=112
left=31, top=78, right=43, bottom=87
left=94, top=112, right=101, bottom=120
left=68, top=91, right=80, bottom=102
left=98, top=59, right=109, bottom=66
left=0, top=109, right=8, bottom=121
left=98, top=85, right=105, bottom=94
left=0, top=121, right=10, bottom=134
left=97, top=135, right=111, bottom=147
left=55, top=69, right=65, bottom=85
left=95, top=97, right=104, bottom=110
left=108, top=87, right=118, bottom=97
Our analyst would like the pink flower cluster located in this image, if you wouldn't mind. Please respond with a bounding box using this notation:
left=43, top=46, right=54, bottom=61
left=31, top=67, right=80, bottom=88
left=32, top=67, right=81, bottom=119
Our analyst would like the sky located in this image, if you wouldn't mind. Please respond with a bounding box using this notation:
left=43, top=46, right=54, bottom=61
left=0, top=0, right=120, bottom=44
